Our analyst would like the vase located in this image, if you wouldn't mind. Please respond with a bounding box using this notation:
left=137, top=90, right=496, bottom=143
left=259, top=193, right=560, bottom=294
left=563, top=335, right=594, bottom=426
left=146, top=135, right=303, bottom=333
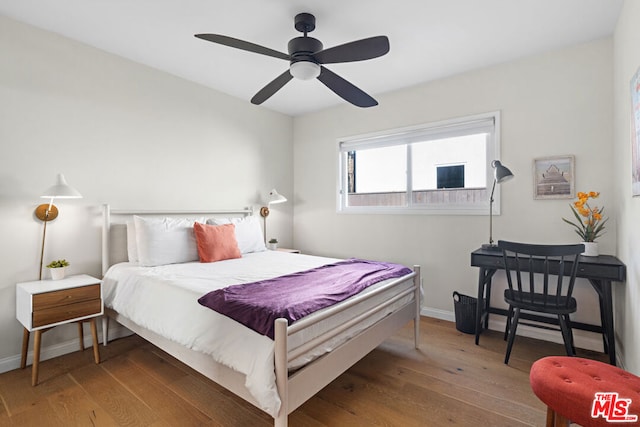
left=581, top=242, right=599, bottom=257
left=267, top=243, right=278, bottom=250
left=49, top=267, right=66, bottom=280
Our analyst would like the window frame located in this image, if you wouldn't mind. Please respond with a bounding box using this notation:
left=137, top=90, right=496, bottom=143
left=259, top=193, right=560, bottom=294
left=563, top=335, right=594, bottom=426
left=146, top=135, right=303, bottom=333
left=336, top=111, right=502, bottom=215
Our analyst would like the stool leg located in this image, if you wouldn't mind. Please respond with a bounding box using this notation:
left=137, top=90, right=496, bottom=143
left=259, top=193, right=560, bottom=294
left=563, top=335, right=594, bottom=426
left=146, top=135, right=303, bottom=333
left=546, top=406, right=570, bottom=427
left=546, top=406, right=554, bottom=427
left=555, top=412, right=570, bottom=427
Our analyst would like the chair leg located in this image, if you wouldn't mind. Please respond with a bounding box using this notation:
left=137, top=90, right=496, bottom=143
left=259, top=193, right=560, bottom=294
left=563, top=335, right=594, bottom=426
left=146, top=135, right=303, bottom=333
left=504, top=307, right=520, bottom=364
left=504, top=306, right=514, bottom=341
left=558, top=314, right=574, bottom=356
left=565, top=314, right=576, bottom=354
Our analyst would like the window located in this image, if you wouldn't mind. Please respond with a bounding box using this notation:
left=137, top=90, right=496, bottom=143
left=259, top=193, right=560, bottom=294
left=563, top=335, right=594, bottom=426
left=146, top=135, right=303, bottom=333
left=437, top=165, right=465, bottom=189
left=338, top=111, right=501, bottom=214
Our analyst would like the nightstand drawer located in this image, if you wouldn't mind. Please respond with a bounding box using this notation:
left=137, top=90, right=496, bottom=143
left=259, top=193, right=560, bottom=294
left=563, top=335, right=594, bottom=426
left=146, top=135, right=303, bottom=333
left=33, top=298, right=102, bottom=327
left=33, top=284, right=100, bottom=311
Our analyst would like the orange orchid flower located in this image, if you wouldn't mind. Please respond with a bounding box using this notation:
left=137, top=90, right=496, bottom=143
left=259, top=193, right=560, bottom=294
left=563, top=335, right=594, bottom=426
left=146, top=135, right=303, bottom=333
left=562, top=191, right=608, bottom=242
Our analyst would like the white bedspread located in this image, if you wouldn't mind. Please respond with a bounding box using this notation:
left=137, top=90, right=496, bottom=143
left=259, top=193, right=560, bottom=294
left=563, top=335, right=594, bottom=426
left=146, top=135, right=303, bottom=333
left=102, top=250, right=414, bottom=417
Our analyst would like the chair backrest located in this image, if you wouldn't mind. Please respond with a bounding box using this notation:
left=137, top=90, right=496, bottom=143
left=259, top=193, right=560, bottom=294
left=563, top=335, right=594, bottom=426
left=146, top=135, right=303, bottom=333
left=497, top=240, right=584, bottom=309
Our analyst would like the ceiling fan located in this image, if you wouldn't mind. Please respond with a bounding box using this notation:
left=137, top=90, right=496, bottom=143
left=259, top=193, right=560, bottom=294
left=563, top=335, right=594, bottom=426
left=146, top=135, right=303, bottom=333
left=195, top=13, right=390, bottom=108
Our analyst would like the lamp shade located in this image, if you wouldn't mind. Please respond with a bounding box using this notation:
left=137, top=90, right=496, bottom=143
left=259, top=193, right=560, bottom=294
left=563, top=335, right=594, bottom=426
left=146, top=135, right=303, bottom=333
left=492, top=160, right=514, bottom=183
left=267, top=189, right=287, bottom=205
left=40, top=173, right=82, bottom=199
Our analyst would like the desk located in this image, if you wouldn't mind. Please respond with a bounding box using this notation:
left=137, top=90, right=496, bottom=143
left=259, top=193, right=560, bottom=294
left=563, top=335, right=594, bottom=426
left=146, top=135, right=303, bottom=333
left=471, top=248, right=625, bottom=365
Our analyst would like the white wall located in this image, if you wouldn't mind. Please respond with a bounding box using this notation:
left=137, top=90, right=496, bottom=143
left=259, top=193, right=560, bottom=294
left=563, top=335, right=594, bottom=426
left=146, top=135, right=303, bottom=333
left=293, top=38, right=615, bottom=353
left=613, top=0, right=640, bottom=373
left=0, top=16, right=293, bottom=369
left=3, top=9, right=637, bottom=377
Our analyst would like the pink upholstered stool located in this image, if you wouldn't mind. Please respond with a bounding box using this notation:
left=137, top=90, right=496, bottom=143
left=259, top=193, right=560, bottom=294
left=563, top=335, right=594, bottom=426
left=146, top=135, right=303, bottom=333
left=529, top=356, right=640, bottom=427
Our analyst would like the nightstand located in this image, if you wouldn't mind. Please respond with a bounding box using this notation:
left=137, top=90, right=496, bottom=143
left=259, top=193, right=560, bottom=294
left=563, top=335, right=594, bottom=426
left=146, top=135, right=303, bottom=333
left=276, top=248, right=301, bottom=254
left=16, top=274, right=103, bottom=385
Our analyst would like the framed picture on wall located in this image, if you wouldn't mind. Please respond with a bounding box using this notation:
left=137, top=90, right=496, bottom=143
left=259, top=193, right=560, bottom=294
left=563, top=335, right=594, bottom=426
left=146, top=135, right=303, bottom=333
left=533, top=155, right=575, bottom=199
left=631, top=67, right=640, bottom=196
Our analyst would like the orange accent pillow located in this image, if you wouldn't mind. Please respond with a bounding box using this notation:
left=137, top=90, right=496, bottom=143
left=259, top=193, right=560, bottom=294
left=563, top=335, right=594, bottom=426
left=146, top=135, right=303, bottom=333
left=193, top=222, right=242, bottom=263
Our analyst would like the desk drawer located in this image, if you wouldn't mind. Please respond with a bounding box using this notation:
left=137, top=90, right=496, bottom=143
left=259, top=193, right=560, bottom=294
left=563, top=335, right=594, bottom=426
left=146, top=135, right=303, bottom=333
left=576, top=263, right=625, bottom=281
left=472, top=253, right=625, bottom=282
left=33, top=299, right=102, bottom=327
left=33, top=284, right=100, bottom=310
left=471, top=254, right=504, bottom=269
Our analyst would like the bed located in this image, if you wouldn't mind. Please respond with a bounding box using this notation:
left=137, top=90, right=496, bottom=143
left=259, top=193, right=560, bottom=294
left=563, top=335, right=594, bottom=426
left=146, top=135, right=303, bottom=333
left=100, top=204, right=422, bottom=427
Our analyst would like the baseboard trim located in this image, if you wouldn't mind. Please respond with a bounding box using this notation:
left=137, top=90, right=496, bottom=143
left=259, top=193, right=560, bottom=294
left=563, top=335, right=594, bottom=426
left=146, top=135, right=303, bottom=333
left=421, top=307, right=454, bottom=322
left=422, top=306, right=605, bottom=353
left=0, top=323, right=132, bottom=375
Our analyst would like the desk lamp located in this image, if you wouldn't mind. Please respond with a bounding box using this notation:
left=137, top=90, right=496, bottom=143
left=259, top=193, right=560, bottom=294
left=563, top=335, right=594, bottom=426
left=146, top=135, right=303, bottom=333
left=259, top=189, right=287, bottom=243
left=35, top=173, right=82, bottom=279
left=482, top=160, right=514, bottom=251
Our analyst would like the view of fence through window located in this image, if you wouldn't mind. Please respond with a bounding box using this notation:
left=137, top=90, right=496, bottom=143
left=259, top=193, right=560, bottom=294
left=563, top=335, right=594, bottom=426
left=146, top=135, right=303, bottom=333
left=339, top=112, right=499, bottom=213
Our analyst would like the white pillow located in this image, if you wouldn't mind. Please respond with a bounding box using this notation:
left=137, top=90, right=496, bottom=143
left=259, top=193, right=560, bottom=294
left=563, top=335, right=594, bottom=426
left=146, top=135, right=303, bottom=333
left=134, top=216, right=205, bottom=267
left=208, top=215, right=266, bottom=254
left=126, top=221, right=139, bottom=263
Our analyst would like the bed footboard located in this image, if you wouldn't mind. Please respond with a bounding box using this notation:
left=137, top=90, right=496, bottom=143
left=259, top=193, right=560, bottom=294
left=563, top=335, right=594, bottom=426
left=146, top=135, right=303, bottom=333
left=273, top=265, right=421, bottom=427
left=102, top=266, right=421, bottom=427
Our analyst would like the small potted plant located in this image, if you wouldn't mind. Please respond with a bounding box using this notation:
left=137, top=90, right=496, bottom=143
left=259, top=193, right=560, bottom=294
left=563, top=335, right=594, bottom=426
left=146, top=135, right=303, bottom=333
left=562, top=191, right=608, bottom=256
left=267, top=238, right=278, bottom=250
left=46, top=259, right=69, bottom=280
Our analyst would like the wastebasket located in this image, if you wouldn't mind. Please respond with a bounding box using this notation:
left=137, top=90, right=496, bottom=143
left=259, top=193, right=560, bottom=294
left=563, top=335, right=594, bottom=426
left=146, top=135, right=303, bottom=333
left=453, top=291, right=477, bottom=334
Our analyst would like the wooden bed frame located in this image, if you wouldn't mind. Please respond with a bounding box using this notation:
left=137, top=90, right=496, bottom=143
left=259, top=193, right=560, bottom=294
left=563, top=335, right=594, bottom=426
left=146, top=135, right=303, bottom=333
left=100, top=204, right=422, bottom=427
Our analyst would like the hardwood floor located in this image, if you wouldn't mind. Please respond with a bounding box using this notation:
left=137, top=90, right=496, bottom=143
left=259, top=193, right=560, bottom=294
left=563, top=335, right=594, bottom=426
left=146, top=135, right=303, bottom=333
left=0, top=317, right=608, bottom=426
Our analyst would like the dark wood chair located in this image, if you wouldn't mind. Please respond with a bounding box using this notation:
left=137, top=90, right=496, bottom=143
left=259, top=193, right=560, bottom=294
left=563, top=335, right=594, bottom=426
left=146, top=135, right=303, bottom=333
left=497, top=240, right=584, bottom=364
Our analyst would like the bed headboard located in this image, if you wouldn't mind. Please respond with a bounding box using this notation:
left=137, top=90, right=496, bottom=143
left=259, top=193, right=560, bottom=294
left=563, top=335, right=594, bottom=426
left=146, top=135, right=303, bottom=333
left=101, top=204, right=254, bottom=277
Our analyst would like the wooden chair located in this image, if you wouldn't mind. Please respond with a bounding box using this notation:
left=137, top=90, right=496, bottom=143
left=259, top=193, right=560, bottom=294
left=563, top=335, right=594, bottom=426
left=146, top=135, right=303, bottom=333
left=497, top=240, right=584, bottom=364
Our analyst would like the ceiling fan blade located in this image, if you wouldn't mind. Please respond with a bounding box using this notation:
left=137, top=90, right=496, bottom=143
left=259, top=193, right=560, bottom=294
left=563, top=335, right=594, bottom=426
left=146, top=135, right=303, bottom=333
left=317, top=66, right=377, bottom=107
left=314, top=36, right=389, bottom=64
left=195, top=34, right=290, bottom=61
left=251, top=70, right=293, bottom=105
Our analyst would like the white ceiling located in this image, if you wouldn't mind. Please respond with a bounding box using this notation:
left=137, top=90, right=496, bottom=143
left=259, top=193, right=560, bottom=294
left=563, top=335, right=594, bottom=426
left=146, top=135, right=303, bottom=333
left=0, top=0, right=623, bottom=117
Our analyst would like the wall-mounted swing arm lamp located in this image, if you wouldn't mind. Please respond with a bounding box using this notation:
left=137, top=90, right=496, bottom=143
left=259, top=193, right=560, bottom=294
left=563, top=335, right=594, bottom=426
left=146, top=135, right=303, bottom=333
left=35, top=173, right=82, bottom=279
left=481, top=160, right=514, bottom=251
left=259, top=189, right=287, bottom=243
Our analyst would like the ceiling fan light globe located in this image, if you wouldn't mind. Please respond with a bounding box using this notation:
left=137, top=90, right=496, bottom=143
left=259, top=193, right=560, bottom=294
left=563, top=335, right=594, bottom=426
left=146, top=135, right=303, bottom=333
left=290, top=61, right=320, bottom=80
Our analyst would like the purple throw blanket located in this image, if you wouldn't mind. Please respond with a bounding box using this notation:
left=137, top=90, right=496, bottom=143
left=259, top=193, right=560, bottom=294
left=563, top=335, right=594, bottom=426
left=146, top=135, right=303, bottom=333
left=198, top=258, right=413, bottom=339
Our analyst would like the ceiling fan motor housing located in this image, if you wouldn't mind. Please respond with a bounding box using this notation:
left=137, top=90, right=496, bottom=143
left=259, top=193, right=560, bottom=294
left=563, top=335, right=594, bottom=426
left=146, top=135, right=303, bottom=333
left=288, top=37, right=323, bottom=62
left=288, top=36, right=322, bottom=80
